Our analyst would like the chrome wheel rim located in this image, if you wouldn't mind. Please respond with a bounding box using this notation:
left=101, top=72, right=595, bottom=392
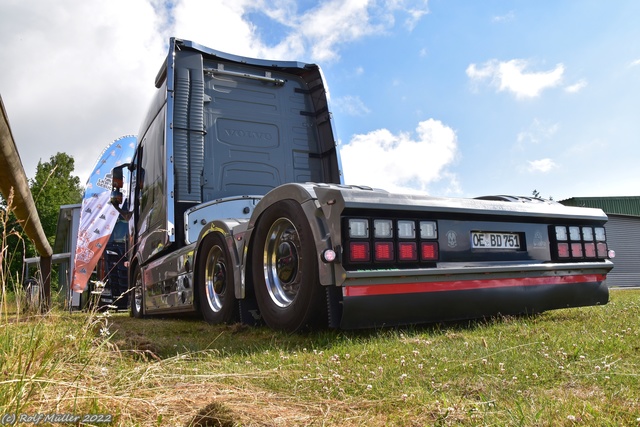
left=263, top=218, right=301, bottom=308
left=134, top=271, right=143, bottom=313
left=205, top=245, right=226, bottom=313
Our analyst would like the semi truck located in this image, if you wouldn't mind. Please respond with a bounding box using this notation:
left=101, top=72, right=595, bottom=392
left=110, top=38, right=613, bottom=331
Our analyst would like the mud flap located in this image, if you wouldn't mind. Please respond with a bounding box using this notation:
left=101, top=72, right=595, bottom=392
left=326, top=285, right=343, bottom=329
left=238, top=298, right=262, bottom=326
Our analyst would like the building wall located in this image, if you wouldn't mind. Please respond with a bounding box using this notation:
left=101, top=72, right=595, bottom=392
left=604, top=214, right=640, bottom=287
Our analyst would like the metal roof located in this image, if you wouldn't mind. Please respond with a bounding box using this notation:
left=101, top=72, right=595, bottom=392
left=559, top=196, right=640, bottom=217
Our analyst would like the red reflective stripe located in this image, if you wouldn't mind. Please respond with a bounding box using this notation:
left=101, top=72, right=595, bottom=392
left=343, top=274, right=606, bottom=297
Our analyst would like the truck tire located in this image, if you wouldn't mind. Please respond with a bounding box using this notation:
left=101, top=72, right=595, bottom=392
left=130, top=265, right=144, bottom=318
left=198, top=233, right=237, bottom=324
left=251, top=200, right=325, bottom=332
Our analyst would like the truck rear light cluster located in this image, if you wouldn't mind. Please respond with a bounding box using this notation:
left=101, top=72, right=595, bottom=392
left=345, top=218, right=438, bottom=266
left=552, top=225, right=609, bottom=260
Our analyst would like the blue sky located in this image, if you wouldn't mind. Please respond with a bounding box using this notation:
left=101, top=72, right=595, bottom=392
left=1, top=1, right=639, bottom=201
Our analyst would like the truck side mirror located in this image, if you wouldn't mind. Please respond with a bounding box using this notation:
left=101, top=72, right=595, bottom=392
left=110, top=165, right=127, bottom=208
left=112, top=165, right=124, bottom=190
left=110, top=189, right=124, bottom=207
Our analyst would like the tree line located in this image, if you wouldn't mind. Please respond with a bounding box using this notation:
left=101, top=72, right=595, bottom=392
left=1, top=152, right=83, bottom=294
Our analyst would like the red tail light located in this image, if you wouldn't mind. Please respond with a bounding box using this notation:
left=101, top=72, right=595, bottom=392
left=596, top=242, right=608, bottom=258
left=349, top=242, right=370, bottom=262
left=553, top=224, right=610, bottom=261
left=584, top=242, right=596, bottom=258
left=421, top=242, right=439, bottom=261
left=571, top=243, right=583, bottom=258
left=557, top=243, right=570, bottom=258
left=398, top=242, right=417, bottom=261
left=374, top=242, right=394, bottom=262
left=345, top=217, right=441, bottom=267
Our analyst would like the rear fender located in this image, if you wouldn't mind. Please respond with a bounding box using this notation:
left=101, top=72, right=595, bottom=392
left=195, top=219, right=246, bottom=300
left=244, top=183, right=337, bottom=287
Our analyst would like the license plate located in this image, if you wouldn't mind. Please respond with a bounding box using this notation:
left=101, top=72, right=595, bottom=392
left=471, top=232, right=521, bottom=249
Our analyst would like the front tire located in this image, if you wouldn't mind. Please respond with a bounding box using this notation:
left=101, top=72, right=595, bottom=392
left=198, top=233, right=237, bottom=324
left=251, top=200, right=325, bottom=332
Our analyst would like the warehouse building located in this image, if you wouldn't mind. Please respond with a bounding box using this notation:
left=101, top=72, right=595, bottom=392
left=560, top=196, right=640, bottom=288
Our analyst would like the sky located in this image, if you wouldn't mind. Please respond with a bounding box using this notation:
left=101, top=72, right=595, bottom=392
left=1, top=0, right=639, bottom=202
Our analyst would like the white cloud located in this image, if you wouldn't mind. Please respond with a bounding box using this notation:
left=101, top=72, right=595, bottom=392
left=0, top=0, right=429, bottom=184
left=629, top=59, right=640, bottom=68
left=340, top=119, right=459, bottom=194
left=171, top=0, right=265, bottom=58
left=492, top=11, right=515, bottom=23
left=178, top=0, right=429, bottom=63
left=0, top=0, right=166, bottom=183
left=332, top=96, right=371, bottom=117
left=527, top=158, right=557, bottom=173
left=402, top=1, right=430, bottom=30
left=467, top=59, right=564, bottom=99
left=565, top=79, right=588, bottom=93
left=517, top=119, right=560, bottom=145
left=290, top=0, right=428, bottom=62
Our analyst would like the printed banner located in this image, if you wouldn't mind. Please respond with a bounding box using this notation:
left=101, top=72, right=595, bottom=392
left=71, top=135, right=137, bottom=292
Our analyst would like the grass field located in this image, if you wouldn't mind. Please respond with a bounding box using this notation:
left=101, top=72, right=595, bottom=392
left=1, top=289, right=639, bottom=426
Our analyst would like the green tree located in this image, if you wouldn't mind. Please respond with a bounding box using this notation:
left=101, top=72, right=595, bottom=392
left=29, top=152, right=83, bottom=245
left=532, top=189, right=554, bottom=201
left=2, top=152, right=83, bottom=291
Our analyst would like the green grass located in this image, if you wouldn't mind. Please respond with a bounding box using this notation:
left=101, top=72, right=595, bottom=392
left=0, top=289, right=639, bottom=426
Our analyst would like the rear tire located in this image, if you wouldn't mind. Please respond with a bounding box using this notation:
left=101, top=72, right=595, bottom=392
left=130, top=265, right=144, bottom=318
left=198, top=233, right=237, bottom=324
left=251, top=200, right=325, bottom=332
